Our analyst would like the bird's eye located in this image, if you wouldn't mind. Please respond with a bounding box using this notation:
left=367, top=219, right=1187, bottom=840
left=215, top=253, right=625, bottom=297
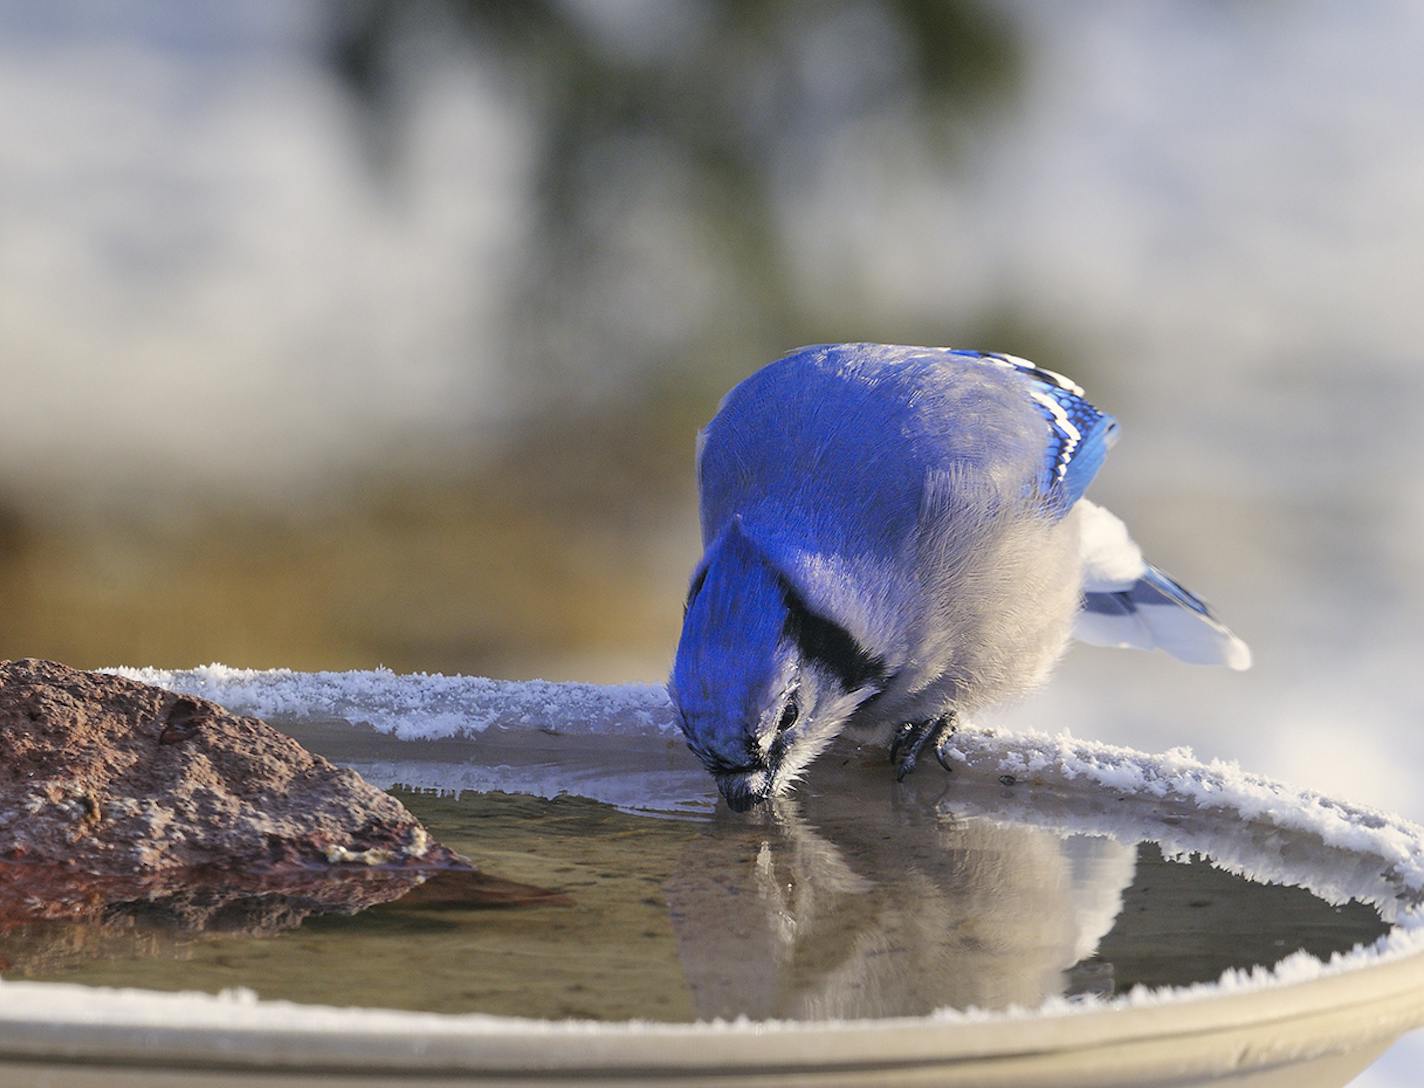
left=777, top=699, right=799, bottom=732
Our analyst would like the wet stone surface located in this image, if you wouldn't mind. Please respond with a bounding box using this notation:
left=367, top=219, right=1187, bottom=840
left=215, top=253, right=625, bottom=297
left=0, top=659, right=465, bottom=875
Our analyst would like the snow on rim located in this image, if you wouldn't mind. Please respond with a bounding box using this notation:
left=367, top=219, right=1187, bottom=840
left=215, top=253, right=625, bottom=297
left=107, top=663, right=679, bottom=741
left=57, top=663, right=1424, bottom=1032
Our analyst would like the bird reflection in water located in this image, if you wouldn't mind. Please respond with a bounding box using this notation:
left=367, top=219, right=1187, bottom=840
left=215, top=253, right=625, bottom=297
left=663, top=765, right=1136, bottom=1021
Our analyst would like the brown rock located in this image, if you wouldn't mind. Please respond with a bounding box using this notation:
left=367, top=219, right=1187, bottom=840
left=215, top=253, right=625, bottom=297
left=0, top=658, right=467, bottom=876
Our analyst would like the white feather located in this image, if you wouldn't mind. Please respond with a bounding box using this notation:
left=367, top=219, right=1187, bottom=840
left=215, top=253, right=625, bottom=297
left=1077, top=500, right=1146, bottom=592
left=1073, top=602, right=1155, bottom=652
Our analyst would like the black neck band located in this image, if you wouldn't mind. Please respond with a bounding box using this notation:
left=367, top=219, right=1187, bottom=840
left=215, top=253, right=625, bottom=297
left=779, top=578, right=887, bottom=692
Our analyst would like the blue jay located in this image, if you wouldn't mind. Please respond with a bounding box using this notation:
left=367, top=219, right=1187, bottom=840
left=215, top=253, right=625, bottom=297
left=669, top=344, right=1250, bottom=812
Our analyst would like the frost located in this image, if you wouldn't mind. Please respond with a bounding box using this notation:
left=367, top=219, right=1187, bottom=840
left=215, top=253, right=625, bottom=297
left=106, top=664, right=679, bottom=742
left=946, top=727, right=1424, bottom=893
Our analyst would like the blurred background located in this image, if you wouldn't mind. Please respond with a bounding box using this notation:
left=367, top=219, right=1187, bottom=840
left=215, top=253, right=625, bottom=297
left=0, top=2, right=1421, bottom=1080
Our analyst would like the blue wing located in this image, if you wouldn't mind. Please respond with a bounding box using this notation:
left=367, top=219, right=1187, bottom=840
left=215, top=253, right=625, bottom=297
left=949, top=350, right=1119, bottom=509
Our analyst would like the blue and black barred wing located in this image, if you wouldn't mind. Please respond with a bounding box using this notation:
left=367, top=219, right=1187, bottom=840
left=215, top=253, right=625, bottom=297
left=1077, top=566, right=1253, bottom=670
left=951, top=350, right=1120, bottom=510
left=1074, top=500, right=1250, bottom=669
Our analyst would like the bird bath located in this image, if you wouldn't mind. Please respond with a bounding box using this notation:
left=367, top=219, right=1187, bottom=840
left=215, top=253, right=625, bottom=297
left=1, top=667, right=1422, bottom=1086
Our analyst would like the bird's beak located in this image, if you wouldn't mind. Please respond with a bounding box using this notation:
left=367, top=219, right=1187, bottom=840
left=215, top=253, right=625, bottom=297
left=716, top=768, right=772, bottom=813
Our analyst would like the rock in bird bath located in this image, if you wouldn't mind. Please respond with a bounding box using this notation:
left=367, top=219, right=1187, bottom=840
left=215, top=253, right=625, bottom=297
left=0, top=658, right=466, bottom=887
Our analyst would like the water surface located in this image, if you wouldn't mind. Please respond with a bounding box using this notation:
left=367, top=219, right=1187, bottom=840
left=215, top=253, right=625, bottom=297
left=0, top=745, right=1391, bottom=1022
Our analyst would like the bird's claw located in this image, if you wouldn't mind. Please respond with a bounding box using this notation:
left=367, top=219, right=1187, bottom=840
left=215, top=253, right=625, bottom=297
left=893, top=720, right=931, bottom=780
left=891, top=714, right=958, bottom=782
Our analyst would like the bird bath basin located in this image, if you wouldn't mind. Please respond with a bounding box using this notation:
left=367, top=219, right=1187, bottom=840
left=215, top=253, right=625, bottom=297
left=2, top=667, right=1422, bottom=1086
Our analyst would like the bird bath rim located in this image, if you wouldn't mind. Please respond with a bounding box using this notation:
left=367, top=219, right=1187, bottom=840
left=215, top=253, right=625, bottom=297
left=19, top=664, right=1417, bottom=1085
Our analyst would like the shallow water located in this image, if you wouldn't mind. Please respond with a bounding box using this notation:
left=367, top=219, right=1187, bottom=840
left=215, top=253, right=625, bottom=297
left=0, top=736, right=1391, bottom=1023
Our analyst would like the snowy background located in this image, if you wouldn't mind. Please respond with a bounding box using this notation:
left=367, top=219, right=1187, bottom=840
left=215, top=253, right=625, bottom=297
left=1, top=3, right=1422, bottom=1081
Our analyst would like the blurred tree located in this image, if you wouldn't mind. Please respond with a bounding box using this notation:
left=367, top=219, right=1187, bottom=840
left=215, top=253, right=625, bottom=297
left=323, top=0, right=1023, bottom=397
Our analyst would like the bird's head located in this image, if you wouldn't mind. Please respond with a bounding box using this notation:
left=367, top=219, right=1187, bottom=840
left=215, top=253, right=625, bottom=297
left=669, top=520, right=886, bottom=812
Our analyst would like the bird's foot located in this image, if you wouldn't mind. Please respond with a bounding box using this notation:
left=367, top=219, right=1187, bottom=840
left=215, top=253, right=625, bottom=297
left=931, top=712, right=960, bottom=773
left=891, top=713, right=958, bottom=782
